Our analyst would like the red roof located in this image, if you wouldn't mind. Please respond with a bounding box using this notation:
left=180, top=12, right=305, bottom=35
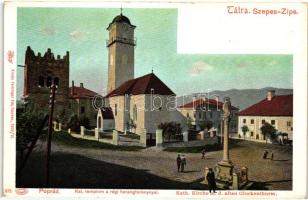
left=238, top=95, right=293, bottom=116
left=69, top=86, right=98, bottom=98
left=100, top=107, right=114, bottom=119
left=106, top=73, right=175, bottom=97
left=178, top=98, right=238, bottom=110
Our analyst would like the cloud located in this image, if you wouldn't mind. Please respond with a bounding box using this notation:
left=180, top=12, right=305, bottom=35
left=70, top=30, right=86, bottom=41
left=190, top=61, right=214, bottom=76
left=40, top=27, right=56, bottom=35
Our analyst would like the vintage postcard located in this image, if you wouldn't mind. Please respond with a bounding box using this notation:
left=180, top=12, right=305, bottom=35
left=1, top=1, right=307, bottom=199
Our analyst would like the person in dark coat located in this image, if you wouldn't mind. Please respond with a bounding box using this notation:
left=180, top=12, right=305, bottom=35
left=206, top=168, right=217, bottom=193
left=271, top=152, right=274, bottom=160
left=180, top=155, right=186, bottom=172
left=263, top=150, right=268, bottom=159
left=201, top=148, right=206, bottom=159
left=176, top=154, right=181, bottom=172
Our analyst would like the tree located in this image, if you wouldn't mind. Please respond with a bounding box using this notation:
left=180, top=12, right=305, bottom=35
left=241, top=125, right=249, bottom=139
left=186, top=117, right=193, bottom=130
left=158, top=122, right=182, bottom=141
left=67, top=114, right=80, bottom=131
left=199, top=120, right=213, bottom=130
left=16, top=110, right=47, bottom=160
left=260, top=122, right=277, bottom=143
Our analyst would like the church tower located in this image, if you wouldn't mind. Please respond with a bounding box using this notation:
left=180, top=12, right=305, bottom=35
left=106, top=12, right=136, bottom=93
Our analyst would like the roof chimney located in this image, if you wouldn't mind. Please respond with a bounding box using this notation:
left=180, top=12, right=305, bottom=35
left=267, top=90, right=275, bottom=101
left=80, top=83, right=84, bottom=88
left=71, top=81, right=75, bottom=95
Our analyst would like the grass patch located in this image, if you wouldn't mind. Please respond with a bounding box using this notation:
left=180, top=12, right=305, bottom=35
left=164, top=138, right=242, bottom=153
left=52, top=131, right=144, bottom=151
left=164, top=143, right=221, bottom=153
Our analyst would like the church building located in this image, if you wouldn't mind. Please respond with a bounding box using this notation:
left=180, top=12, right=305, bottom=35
left=98, top=13, right=183, bottom=135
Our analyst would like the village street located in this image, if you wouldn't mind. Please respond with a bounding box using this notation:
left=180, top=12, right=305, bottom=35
left=17, top=136, right=292, bottom=190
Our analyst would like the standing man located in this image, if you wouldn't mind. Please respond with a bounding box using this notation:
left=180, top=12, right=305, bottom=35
left=206, top=168, right=217, bottom=193
left=176, top=154, right=181, bottom=172
left=180, top=155, right=186, bottom=172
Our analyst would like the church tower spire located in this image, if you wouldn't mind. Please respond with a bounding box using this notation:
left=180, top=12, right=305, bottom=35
left=106, top=12, right=136, bottom=93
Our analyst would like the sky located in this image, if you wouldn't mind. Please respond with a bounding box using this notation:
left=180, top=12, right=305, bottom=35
left=17, top=8, right=293, bottom=98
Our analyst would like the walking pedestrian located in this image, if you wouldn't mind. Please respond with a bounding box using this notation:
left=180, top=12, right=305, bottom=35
left=180, top=155, right=186, bottom=172
left=176, top=154, right=181, bottom=172
left=263, top=150, right=268, bottom=159
left=201, top=148, right=206, bottom=159
left=206, top=168, right=217, bottom=193
left=271, top=152, right=274, bottom=160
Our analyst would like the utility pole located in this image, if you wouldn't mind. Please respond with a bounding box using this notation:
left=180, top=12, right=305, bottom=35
left=45, top=83, right=57, bottom=187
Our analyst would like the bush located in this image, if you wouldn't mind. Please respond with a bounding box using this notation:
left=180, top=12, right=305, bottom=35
left=16, top=110, right=47, bottom=152
left=199, top=120, right=213, bottom=130
left=67, top=115, right=91, bottom=132
left=158, top=122, right=182, bottom=141
left=79, top=116, right=90, bottom=129
left=67, top=115, right=80, bottom=132
left=260, top=122, right=277, bottom=143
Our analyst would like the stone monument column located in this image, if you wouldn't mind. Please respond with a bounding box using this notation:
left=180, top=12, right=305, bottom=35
left=223, top=117, right=230, bottom=162
left=221, top=97, right=232, bottom=163
left=216, top=97, right=234, bottom=186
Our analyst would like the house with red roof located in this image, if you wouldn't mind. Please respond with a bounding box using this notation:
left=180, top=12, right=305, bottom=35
left=69, top=81, right=99, bottom=127
left=177, top=98, right=239, bottom=135
left=237, top=90, right=293, bottom=142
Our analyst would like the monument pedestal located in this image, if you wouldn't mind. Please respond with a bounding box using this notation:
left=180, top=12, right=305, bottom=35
left=216, top=160, right=234, bottom=188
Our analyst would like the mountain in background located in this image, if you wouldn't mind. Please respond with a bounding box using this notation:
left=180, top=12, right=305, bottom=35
left=176, top=87, right=293, bottom=111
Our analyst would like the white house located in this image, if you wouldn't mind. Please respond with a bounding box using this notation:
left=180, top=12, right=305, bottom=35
left=97, top=107, right=115, bottom=131
left=238, top=90, right=293, bottom=142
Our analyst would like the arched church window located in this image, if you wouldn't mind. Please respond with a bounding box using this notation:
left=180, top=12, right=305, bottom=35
left=38, top=76, right=44, bottom=87
left=54, top=77, right=59, bottom=87
left=133, top=105, right=137, bottom=121
left=47, top=76, right=52, bottom=87
left=115, top=104, right=117, bottom=116
left=186, top=113, right=190, bottom=118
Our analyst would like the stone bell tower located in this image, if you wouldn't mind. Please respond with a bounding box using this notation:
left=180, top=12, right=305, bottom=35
left=106, top=12, right=136, bottom=93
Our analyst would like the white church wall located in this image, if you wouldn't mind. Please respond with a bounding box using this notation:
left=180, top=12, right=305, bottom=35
left=143, top=94, right=183, bottom=134
left=109, top=96, right=126, bottom=133
left=129, top=94, right=146, bottom=135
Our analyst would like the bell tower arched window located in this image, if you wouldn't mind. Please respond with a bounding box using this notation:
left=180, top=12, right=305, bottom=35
left=47, top=76, right=52, bottom=87
left=54, top=77, right=59, bottom=86
left=38, top=76, right=44, bottom=87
